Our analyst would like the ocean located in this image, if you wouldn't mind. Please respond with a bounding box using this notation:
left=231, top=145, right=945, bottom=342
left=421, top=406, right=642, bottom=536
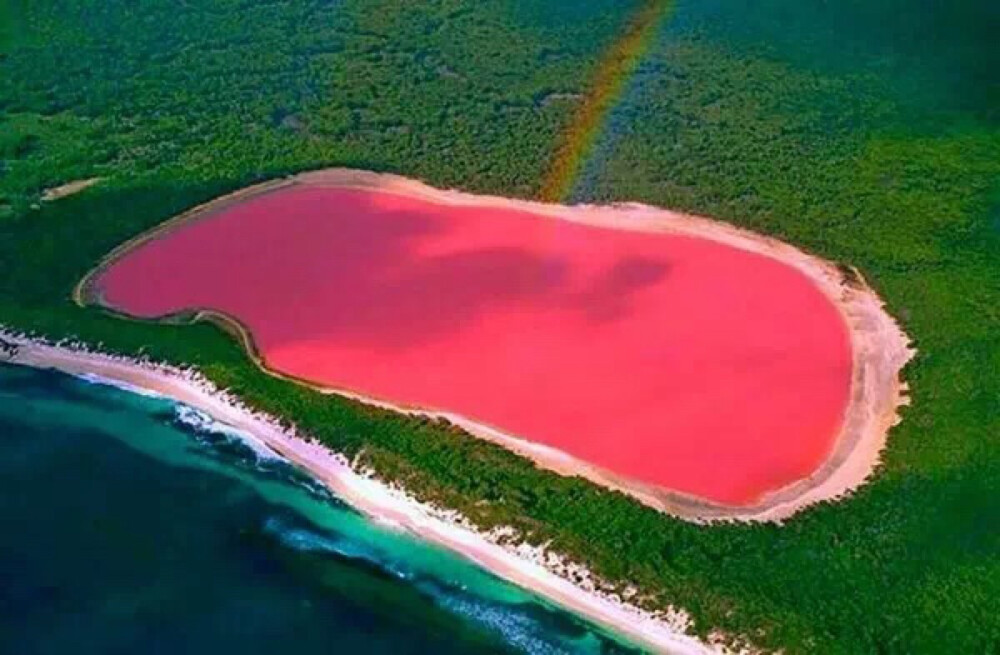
left=0, top=363, right=644, bottom=655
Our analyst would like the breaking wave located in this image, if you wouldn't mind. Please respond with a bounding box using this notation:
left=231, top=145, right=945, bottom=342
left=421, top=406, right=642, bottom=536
left=261, top=515, right=626, bottom=655
left=173, top=404, right=282, bottom=463
left=169, top=404, right=337, bottom=502
left=263, top=515, right=415, bottom=582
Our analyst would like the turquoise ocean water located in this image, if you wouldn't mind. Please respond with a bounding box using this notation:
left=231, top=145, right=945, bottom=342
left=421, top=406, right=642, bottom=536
left=0, top=363, right=644, bottom=655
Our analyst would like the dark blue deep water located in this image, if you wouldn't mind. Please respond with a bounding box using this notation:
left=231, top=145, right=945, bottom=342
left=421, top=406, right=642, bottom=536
left=0, top=363, right=644, bottom=655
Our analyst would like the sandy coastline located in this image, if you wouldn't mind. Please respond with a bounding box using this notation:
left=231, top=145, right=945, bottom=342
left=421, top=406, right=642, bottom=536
left=76, top=168, right=915, bottom=522
left=0, top=331, right=723, bottom=655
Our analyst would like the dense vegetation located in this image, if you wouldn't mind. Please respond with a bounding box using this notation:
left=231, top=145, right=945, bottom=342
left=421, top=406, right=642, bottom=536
left=2, top=1, right=998, bottom=653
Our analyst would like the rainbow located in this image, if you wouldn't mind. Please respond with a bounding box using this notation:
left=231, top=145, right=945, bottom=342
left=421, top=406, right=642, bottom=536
left=539, top=0, right=673, bottom=203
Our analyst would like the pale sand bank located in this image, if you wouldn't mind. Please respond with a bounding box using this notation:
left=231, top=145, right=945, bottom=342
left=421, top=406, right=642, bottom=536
left=0, top=332, right=728, bottom=655
left=77, top=168, right=916, bottom=522
left=41, top=177, right=102, bottom=202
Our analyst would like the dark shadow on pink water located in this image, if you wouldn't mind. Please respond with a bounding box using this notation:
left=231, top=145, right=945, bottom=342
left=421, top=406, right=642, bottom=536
left=103, top=188, right=671, bottom=351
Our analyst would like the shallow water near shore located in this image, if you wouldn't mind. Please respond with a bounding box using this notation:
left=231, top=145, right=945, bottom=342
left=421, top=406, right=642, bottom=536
left=0, top=363, right=644, bottom=655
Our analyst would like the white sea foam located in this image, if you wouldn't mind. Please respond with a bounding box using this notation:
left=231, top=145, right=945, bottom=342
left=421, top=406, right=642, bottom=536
left=438, top=594, right=568, bottom=655
left=264, top=517, right=342, bottom=554
left=173, top=404, right=282, bottom=463
left=263, top=516, right=416, bottom=581
left=264, top=512, right=575, bottom=653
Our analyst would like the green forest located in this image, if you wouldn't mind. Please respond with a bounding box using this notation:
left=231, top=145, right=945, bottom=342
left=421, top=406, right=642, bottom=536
left=1, top=1, right=998, bottom=653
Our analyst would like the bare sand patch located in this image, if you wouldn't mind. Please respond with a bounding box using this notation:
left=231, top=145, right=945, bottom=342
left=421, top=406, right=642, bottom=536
left=41, top=177, right=102, bottom=201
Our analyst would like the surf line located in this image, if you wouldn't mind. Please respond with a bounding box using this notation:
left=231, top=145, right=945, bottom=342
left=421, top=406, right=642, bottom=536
left=539, top=0, right=673, bottom=203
